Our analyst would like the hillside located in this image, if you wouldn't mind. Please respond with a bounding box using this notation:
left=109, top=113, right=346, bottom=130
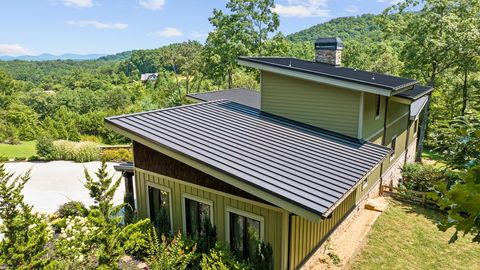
left=287, top=14, right=382, bottom=42
left=0, top=53, right=106, bottom=61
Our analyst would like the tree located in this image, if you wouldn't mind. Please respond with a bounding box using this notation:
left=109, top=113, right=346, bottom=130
left=226, top=0, right=279, bottom=55
left=431, top=165, right=480, bottom=244
left=203, top=0, right=279, bottom=88
left=381, top=0, right=478, bottom=161
left=0, top=164, right=52, bottom=269
left=83, top=161, right=124, bottom=269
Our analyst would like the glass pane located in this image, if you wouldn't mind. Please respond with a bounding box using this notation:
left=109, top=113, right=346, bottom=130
left=230, top=213, right=245, bottom=259
left=148, top=187, right=170, bottom=234
left=246, top=218, right=261, bottom=259
left=199, top=202, right=210, bottom=235
left=186, top=199, right=199, bottom=236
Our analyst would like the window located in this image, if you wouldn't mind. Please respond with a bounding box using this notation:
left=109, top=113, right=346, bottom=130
left=390, top=136, right=397, bottom=160
left=227, top=208, right=264, bottom=261
left=375, top=95, right=381, bottom=120
left=182, top=195, right=213, bottom=237
left=147, top=184, right=172, bottom=234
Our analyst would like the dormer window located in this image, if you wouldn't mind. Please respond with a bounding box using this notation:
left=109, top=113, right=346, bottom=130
left=375, top=95, right=381, bottom=120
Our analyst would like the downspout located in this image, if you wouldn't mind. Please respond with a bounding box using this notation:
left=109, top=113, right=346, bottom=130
left=404, top=104, right=412, bottom=165
left=379, top=96, right=389, bottom=194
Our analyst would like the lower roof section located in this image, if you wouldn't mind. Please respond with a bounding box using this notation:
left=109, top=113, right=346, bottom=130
left=106, top=100, right=390, bottom=220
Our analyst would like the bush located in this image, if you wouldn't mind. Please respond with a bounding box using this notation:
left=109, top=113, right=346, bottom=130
left=36, top=137, right=55, bottom=160
left=52, top=140, right=100, bottom=162
left=146, top=231, right=197, bottom=270
left=401, top=163, right=459, bottom=192
left=80, top=135, right=102, bottom=143
left=0, top=156, right=9, bottom=162
left=200, top=244, right=250, bottom=270
left=101, top=148, right=133, bottom=162
left=56, top=201, right=88, bottom=218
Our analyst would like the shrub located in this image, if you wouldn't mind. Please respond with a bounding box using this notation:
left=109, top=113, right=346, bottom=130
left=120, top=218, right=153, bottom=259
left=200, top=244, right=250, bottom=270
left=251, top=241, right=273, bottom=270
left=56, top=201, right=88, bottom=218
left=146, top=231, right=197, bottom=270
left=36, top=137, right=55, bottom=160
left=401, top=163, right=459, bottom=192
left=101, top=148, right=133, bottom=162
left=80, top=135, right=102, bottom=143
left=52, top=140, right=100, bottom=162
left=0, top=156, right=9, bottom=162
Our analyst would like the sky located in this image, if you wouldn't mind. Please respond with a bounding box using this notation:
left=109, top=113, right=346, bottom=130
left=0, top=0, right=399, bottom=56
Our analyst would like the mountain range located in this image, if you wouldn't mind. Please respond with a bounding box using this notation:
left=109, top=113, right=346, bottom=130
left=0, top=53, right=107, bottom=61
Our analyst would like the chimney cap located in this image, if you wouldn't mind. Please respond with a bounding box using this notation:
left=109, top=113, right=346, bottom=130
left=315, top=37, right=343, bottom=50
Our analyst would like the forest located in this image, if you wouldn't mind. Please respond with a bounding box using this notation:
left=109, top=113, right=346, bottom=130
left=0, top=0, right=478, bottom=159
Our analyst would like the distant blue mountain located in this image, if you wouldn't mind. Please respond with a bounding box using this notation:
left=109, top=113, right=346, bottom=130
left=0, top=53, right=107, bottom=61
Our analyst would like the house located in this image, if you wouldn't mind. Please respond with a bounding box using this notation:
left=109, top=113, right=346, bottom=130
left=106, top=37, right=432, bottom=269
left=140, top=73, right=158, bottom=82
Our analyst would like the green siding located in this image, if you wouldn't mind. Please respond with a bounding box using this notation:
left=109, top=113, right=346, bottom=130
left=261, top=71, right=361, bottom=137
left=135, top=169, right=285, bottom=269
left=288, top=192, right=356, bottom=269
left=355, top=165, right=382, bottom=202
left=362, top=93, right=385, bottom=139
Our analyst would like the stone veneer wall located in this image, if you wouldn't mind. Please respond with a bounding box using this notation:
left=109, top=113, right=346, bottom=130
left=315, top=49, right=342, bottom=66
left=300, top=139, right=417, bottom=269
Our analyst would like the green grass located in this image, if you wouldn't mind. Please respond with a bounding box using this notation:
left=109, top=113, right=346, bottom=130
left=350, top=200, right=480, bottom=270
left=422, top=149, right=449, bottom=168
left=0, top=141, right=37, bottom=159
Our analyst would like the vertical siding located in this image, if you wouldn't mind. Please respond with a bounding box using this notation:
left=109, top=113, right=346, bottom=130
left=135, top=169, right=285, bottom=270
left=288, top=192, right=356, bottom=269
left=355, top=165, right=382, bottom=203
left=362, top=93, right=385, bottom=139
left=261, top=71, right=361, bottom=137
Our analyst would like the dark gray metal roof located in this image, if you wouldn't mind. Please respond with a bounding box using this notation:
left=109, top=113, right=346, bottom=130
left=410, top=96, right=429, bottom=120
left=187, top=88, right=260, bottom=109
left=106, top=100, right=390, bottom=216
left=395, top=84, right=433, bottom=100
left=239, top=57, right=418, bottom=91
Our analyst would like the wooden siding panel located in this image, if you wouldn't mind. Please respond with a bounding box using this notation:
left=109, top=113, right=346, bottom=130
left=135, top=169, right=284, bottom=269
left=261, top=71, right=361, bottom=137
left=288, top=192, right=356, bottom=269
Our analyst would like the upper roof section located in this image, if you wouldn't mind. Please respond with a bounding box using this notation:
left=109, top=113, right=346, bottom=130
left=106, top=100, right=390, bottom=220
left=187, top=88, right=260, bottom=109
left=395, top=84, right=433, bottom=100
left=315, top=37, right=344, bottom=50
left=238, top=57, right=418, bottom=95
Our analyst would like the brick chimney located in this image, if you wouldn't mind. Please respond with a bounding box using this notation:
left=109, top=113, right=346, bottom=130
left=315, top=37, right=343, bottom=66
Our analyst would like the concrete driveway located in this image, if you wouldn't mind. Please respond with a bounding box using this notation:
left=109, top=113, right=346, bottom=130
left=4, top=161, right=125, bottom=214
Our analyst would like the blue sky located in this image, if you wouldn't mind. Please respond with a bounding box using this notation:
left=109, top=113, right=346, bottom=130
left=0, top=0, right=398, bottom=56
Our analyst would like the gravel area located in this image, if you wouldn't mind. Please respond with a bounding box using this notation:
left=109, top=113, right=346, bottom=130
left=4, top=161, right=125, bottom=214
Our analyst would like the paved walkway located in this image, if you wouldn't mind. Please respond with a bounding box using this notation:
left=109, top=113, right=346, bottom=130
left=4, top=161, right=125, bottom=214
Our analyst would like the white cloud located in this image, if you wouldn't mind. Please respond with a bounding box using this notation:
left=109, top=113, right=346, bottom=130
left=192, top=31, right=208, bottom=39
left=155, top=27, right=183, bottom=38
left=62, top=0, right=93, bottom=8
left=346, top=5, right=358, bottom=13
left=0, top=44, right=32, bottom=56
left=67, top=20, right=128, bottom=30
left=139, top=0, right=166, bottom=10
left=272, top=0, right=329, bottom=18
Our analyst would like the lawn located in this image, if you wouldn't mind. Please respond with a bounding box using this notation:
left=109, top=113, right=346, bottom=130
left=0, top=141, right=37, bottom=159
left=350, top=200, right=480, bottom=270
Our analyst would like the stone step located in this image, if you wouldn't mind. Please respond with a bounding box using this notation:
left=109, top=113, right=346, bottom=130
left=365, top=199, right=388, bottom=212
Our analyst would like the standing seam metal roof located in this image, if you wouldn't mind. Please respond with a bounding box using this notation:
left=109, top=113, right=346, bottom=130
left=106, top=100, right=390, bottom=216
left=239, top=57, right=418, bottom=91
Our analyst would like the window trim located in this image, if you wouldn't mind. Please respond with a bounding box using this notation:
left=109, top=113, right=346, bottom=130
left=362, top=179, right=368, bottom=191
left=146, top=181, right=174, bottom=233
left=181, top=193, right=214, bottom=235
left=413, top=119, right=418, bottom=135
left=390, top=134, right=398, bottom=161
left=225, top=207, right=265, bottom=244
